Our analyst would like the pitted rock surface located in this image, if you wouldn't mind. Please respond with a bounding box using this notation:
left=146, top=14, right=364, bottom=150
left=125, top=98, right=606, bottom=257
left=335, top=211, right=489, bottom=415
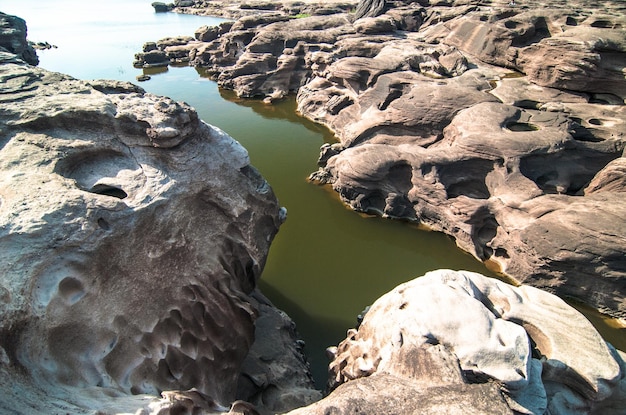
left=133, top=0, right=625, bottom=317
left=135, top=0, right=626, bottom=318
left=0, top=44, right=317, bottom=414
left=285, top=270, right=626, bottom=415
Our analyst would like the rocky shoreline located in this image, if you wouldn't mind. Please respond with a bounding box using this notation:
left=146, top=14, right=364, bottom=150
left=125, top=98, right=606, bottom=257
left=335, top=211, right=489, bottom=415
left=135, top=0, right=626, bottom=321
left=0, top=12, right=318, bottom=414
left=1, top=3, right=626, bottom=414
left=153, top=0, right=358, bottom=19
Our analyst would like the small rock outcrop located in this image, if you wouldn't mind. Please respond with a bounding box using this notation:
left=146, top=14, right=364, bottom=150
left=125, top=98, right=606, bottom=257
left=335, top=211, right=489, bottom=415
left=0, top=11, right=38, bottom=65
left=285, top=270, right=626, bottom=415
left=136, top=0, right=626, bottom=319
left=0, top=25, right=318, bottom=415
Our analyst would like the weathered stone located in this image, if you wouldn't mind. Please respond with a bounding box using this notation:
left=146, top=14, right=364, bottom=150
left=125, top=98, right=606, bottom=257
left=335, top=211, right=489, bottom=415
left=0, top=12, right=38, bottom=65
left=354, top=0, right=387, bottom=19
left=353, top=15, right=397, bottom=34
left=584, top=156, right=626, bottom=195
left=0, top=41, right=316, bottom=414
left=134, top=48, right=169, bottom=67
left=195, top=24, right=220, bottom=42
left=284, top=270, right=625, bottom=415
left=136, top=0, right=625, bottom=357
left=286, top=372, right=515, bottom=415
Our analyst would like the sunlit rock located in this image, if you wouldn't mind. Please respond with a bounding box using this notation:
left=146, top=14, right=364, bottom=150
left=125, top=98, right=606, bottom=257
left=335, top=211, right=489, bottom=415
left=0, top=36, right=317, bottom=414
left=285, top=270, right=626, bottom=415
left=154, top=0, right=625, bottom=320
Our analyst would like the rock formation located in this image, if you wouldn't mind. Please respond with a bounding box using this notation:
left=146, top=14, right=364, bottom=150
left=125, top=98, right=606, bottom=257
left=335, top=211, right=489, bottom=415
left=135, top=0, right=626, bottom=319
left=284, top=270, right=626, bottom=415
left=0, top=14, right=319, bottom=414
left=162, top=0, right=358, bottom=19
left=0, top=11, right=38, bottom=65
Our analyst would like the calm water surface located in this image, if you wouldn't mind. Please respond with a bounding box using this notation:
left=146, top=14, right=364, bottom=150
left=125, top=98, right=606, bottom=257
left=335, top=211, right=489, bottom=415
left=2, top=0, right=622, bottom=387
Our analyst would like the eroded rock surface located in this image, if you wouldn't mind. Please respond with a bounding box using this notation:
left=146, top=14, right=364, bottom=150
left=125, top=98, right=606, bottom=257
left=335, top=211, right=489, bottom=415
left=0, top=41, right=318, bottom=415
left=285, top=270, right=626, bottom=415
left=166, top=0, right=359, bottom=19
left=136, top=0, right=626, bottom=318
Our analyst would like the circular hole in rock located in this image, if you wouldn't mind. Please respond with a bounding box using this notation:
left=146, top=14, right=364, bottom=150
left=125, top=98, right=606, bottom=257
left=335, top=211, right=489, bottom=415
left=90, top=184, right=128, bottom=199
left=97, top=218, right=110, bottom=231
left=504, top=20, right=518, bottom=29
left=494, top=248, right=510, bottom=259
left=506, top=122, right=539, bottom=132
left=590, top=20, right=612, bottom=28
left=58, top=277, right=85, bottom=304
left=589, top=93, right=623, bottom=105
left=565, top=16, right=577, bottom=26
left=516, top=100, right=541, bottom=110
left=588, top=118, right=602, bottom=126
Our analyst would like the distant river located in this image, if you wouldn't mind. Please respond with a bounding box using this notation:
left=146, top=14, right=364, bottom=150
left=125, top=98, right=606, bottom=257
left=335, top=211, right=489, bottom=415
left=2, top=0, right=621, bottom=387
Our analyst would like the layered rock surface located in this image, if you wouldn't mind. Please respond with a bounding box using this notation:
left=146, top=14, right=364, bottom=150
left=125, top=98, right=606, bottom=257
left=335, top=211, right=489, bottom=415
left=285, top=270, right=626, bottom=415
left=136, top=0, right=626, bottom=318
left=0, top=18, right=319, bottom=414
left=165, top=0, right=359, bottom=19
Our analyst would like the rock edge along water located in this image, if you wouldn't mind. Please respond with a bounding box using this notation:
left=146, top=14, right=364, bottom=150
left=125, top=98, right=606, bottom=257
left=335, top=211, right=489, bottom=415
left=285, top=270, right=626, bottom=415
left=0, top=12, right=319, bottom=415
left=134, top=0, right=626, bottom=320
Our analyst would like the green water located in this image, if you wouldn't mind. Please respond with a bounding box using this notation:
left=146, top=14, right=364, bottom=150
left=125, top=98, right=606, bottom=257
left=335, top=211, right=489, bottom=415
left=2, top=0, right=623, bottom=389
left=145, top=75, right=503, bottom=383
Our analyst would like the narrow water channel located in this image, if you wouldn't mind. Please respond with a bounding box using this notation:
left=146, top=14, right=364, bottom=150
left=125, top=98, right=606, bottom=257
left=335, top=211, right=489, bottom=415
left=2, top=0, right=622, bottom=388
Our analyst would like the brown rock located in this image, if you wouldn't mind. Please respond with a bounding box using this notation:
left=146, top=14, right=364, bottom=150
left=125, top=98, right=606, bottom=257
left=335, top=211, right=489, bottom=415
left=136, top=0, right=626, bottom=318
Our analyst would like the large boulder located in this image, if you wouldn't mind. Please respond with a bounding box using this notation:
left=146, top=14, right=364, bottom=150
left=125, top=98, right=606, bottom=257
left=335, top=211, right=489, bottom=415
left=285, top=270, right=626, bottom=415
left=0, top=46, right=318, bottom=414
left=422, top=5, right=626, bottom=99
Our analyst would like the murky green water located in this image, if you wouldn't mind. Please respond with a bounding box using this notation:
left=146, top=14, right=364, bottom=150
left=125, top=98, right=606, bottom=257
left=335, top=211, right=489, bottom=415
left=2, top=0, right=623, bottom=388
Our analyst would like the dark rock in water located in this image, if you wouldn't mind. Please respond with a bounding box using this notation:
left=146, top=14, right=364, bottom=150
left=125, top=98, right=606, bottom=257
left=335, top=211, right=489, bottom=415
left=134, top=36, right=200, bottom=67
left=0, top=12, right=38, bottom=65
left=152, top=2, right=173, bottom=13
left=134, top=49, right=169, bottom=67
